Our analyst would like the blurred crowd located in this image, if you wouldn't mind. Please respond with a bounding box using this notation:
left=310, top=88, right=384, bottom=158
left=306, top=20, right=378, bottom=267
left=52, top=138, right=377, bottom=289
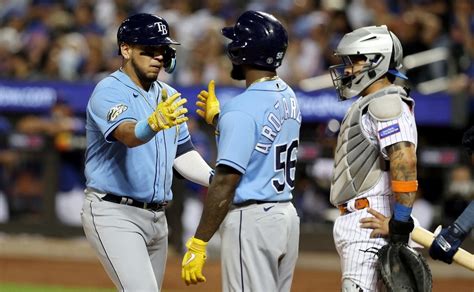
left=0, top=0, right=473, bottom=243
left=0, top=0, right=472, bottom=94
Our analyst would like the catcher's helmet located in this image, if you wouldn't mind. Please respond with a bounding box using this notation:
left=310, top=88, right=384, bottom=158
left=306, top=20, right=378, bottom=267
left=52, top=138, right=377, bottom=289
left=329, top=25, right=407, bottom=100
left=222, top=11, right=288, bottom=70
left=117, top=13, right=180, bottom=73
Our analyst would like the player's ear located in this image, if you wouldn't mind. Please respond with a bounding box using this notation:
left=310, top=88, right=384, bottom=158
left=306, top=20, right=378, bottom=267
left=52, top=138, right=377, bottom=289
left=120, top=43, right=132, bottom=60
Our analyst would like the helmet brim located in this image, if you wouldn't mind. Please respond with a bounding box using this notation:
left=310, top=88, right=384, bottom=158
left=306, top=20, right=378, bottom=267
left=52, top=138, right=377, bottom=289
left=222, top=27, right=236, bottom=40
left=388, top=69, right=408, bottom=80
left=147, top=36, right=180, bottom=46
left=163, top=36, right=180, bottom=45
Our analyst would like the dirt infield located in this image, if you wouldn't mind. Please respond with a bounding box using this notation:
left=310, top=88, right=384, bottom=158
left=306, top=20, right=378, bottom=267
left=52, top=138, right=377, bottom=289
left=0, top=236, right=472, bottom=291
left=1, top=256, right=473, bottom=292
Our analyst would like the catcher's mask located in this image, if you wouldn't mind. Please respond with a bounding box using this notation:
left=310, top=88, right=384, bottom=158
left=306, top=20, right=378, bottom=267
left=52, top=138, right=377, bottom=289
left=329, top=25, right=408, bottom=100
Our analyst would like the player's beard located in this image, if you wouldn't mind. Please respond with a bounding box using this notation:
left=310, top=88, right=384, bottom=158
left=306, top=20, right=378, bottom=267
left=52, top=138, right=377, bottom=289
left=131, top=58, right=159, bottom=84
left=230, top=64, right=245, bottom=80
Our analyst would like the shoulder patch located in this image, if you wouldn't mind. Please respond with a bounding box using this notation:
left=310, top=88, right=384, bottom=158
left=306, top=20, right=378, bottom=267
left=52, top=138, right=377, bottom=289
left=107, top=104, right=128, bottom=122
left=379, top=123, right=400, bottom=139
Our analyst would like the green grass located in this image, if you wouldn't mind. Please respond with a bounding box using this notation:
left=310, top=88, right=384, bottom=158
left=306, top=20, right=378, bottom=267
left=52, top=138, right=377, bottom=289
left=0, top=283, right=115, bottom=292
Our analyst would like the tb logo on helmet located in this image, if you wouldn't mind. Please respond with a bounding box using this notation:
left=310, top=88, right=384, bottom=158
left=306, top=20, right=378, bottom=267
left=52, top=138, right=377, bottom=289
left=154, top=22, right=168, bottom=35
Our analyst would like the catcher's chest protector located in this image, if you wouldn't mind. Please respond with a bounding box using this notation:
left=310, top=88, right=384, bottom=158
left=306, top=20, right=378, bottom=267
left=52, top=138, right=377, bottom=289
left=330, top=85, right=413, bottom=206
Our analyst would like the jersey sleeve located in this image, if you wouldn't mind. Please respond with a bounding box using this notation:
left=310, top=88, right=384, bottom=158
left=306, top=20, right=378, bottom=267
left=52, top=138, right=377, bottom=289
left=216, top=111, right=258, bottom=174
left=375, top=102, right=417, bottom=158
left=87, top=86, right=136, bottom=142
left=176, top=121, right=190, bottom=145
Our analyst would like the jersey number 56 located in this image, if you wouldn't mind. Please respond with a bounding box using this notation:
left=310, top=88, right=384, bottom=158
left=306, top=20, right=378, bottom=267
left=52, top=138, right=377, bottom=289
left=272, top=139, right=298, bottom=193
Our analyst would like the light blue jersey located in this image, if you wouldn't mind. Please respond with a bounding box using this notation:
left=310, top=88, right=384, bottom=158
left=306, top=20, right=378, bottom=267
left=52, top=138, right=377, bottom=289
left=216, top=77, right=301, bottom=203
left=85, top=70, right=190, bottom=203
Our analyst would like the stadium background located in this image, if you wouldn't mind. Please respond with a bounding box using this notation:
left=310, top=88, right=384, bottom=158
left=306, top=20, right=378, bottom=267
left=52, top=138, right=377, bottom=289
left=0, top=0, right=473, bottom=291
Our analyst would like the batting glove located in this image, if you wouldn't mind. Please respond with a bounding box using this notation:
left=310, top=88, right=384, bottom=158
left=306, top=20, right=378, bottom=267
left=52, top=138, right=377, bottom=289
left=196, top=80, right=220, bottom=126
left=148, top=88, right=188, bottom=131
left=181, top=236, right=207, bottom=285
left=429, top=223, right=467, bottom=264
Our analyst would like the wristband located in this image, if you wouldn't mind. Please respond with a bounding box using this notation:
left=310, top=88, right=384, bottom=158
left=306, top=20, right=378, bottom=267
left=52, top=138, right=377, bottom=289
left=187, top=236, right=208, bottom=252
left=393, top=202, right=412, bottom=222
left=135, top=119, right=156, bottom=142
left=389, top=217, right=414, bottom=244
left=391, top=180, right=418, bottom=192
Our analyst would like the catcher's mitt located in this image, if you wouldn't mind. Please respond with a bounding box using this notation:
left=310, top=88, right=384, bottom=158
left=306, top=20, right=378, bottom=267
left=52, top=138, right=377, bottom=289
left=377, top=243, right=432, bottom=292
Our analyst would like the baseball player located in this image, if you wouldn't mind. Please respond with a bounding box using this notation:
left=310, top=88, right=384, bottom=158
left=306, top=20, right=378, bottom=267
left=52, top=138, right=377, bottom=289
left=81, top=13, right=214, bottom=291
left=180, top=11, right=301, bottom=292
left=361, top=126, right=474, bottom=264
left=329, top=25, right=418, bottom=291
left=429, top=126, right=474, bottom=264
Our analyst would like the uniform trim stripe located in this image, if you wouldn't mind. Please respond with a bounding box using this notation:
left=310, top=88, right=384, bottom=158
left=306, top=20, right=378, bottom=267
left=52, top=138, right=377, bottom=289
left=90, top=201, right=124, bottom=291
left=151, top=135, right=159, bottom=203
left=104, top=117, right=137, bottom=142
left=239, top=210, right=244, bottom=292
left=162, top=131, right=168, bottom=200
left=178, top=134, right=190, bottom=143
left=176, top=139, right=194, bottom=158
left=217, top=159, right=246, bottom=174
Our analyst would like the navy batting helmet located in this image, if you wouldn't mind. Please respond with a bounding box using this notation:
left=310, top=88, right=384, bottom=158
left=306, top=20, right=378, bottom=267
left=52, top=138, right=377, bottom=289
left=222, top=11, right=288, bottom=70
left=117, top=13, right=180, bottom=73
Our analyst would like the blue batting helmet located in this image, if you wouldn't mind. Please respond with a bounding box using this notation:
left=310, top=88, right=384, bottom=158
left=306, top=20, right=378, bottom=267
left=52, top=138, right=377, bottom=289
left=117, top=13, right=180, bottom=73
left=222, top=11, right=288, bottom=70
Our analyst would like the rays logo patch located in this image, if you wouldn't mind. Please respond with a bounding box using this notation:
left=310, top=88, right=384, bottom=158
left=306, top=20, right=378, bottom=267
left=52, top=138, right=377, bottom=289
left=379, top=123, right=400, bottom=139
left=107, top=104, right=128, bottom=122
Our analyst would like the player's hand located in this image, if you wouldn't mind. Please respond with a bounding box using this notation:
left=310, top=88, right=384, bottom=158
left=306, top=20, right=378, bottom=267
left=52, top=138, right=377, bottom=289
left=429, top=223, right=467, bottom=264
left=360, top=208, right=390, bottom=238
left=148, top=89, right=188, bottom=131
left=181, top=237, right=207, bottom=285
left=196, top=80, right=220, bottom=126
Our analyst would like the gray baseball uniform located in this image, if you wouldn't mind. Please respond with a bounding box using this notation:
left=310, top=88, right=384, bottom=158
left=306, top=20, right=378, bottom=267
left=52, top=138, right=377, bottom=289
left=216, top=78, right=301, bottom=291
left=82, top=70, right=192, bottom=291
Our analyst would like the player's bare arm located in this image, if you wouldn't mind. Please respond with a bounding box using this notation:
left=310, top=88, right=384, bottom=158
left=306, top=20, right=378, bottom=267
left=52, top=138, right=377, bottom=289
left=387, top=141, right=417, bottom=207
left=360, top=142, right=418, bottom=238
left=194, top=165, right=241, bottom=242
left=113, top=121, right=145, bottom=148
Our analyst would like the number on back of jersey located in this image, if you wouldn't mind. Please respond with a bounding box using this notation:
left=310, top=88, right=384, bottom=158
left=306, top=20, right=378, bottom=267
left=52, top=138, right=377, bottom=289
left=272, top=139, right=298, bottom=193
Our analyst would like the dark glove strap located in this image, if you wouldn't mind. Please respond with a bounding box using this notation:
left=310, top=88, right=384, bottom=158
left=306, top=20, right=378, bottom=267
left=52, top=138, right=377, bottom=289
left=389, top=217, right=414, bottom=244
left=450, top=223, right=468, bottom=240
left=462, top=126, right=474, bottom=154
left=429, top=223, right=467, bottom=264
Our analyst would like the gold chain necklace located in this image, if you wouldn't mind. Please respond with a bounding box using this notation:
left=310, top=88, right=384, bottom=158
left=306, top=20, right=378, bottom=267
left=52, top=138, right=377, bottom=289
left=250, top=75, right=279, bottom=86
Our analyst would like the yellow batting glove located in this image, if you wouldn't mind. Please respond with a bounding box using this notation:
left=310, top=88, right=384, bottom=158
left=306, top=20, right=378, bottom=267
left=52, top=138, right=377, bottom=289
left=148, top=89, right=188, bottom=131
left=196, top=80, right=220, bottom=126
left=181, top=237, right=207, bottom=285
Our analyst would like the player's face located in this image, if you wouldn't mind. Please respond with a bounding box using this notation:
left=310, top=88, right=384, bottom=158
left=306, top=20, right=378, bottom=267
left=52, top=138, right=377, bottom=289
left=343, top=55, right=366, bottom=76
left=130, top=45, right=166, bottom=82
